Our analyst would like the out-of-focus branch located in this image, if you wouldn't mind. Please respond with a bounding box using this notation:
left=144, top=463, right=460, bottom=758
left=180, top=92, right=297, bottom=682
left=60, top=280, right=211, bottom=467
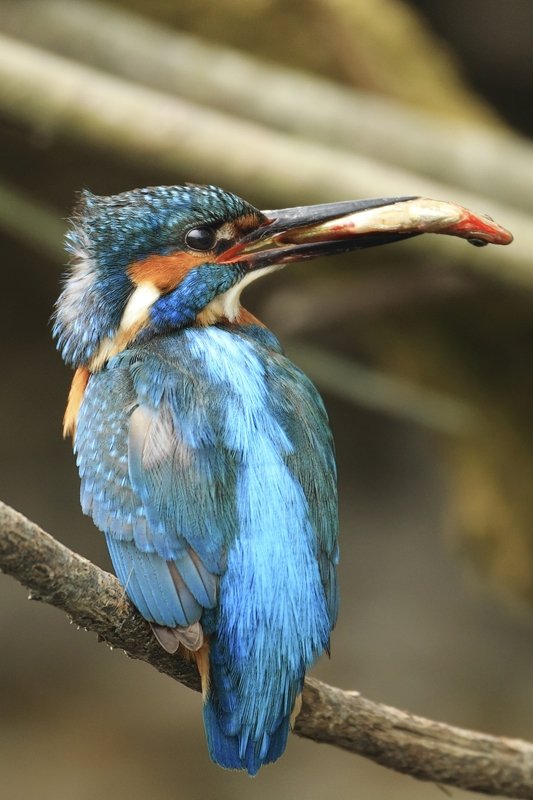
left=2, top=0, right=533, bottom=213
left=0, top=34, right=530, bottom=286
left=285, top=340, right=478, bottom=436
left=261, top=267, right=473, bottom=335
left=2, top=0, right=498, bottom=125
left=0, top=180, right=65, bottom=262
left=309, top=0, right=498, bottom=122
left=2, top=499, right=533, bottom=799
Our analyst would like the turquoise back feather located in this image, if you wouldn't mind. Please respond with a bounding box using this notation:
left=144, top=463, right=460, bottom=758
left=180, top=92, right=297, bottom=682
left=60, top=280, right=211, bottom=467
left=75, top=323, right=338, bottom=773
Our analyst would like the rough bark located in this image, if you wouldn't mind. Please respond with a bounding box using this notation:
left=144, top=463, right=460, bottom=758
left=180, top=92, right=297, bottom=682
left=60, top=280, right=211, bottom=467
left=1, top=499, right=533, bottom=798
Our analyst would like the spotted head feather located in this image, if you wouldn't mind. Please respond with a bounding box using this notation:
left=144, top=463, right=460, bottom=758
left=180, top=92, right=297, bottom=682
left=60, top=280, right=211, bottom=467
left=53, top=185, right=262, bottom=368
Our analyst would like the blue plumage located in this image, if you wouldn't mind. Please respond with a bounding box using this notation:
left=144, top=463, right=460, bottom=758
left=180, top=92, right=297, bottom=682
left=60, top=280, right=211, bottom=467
left=56, top=182, right=510, bottom=773
left=75, top=323, right=337, bottom=772
left=56, top=184, right=342, bottom=774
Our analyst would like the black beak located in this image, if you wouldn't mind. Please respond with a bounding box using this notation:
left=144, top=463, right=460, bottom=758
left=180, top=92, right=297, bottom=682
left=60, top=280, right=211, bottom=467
left=221, top=196, right=513, bottom=270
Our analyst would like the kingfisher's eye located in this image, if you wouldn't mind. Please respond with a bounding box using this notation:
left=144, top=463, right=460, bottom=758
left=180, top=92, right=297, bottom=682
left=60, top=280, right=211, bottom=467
left=185, top=226, right=216, bottom=251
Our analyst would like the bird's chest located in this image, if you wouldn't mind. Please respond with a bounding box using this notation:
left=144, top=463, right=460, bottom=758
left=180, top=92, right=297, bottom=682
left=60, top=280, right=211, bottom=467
left=73, top=327, right=303, bottom=548
left=72, top=325, right=337, bottom=637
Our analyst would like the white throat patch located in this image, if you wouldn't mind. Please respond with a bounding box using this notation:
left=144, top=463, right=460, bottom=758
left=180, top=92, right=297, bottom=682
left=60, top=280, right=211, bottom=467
left=199, top=265, right=280, bottom=325
left=89, top=281, right=161, bottom=371
left=120, top=282, right=161, bottom=330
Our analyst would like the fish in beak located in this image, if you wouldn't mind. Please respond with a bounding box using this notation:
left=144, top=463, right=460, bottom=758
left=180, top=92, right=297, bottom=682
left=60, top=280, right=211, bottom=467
left=223, top=196, right=513, bottom=269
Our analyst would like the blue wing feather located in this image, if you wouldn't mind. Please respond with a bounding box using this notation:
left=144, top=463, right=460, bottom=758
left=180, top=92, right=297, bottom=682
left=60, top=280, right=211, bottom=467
left=75, top=323, right=338, bottom=773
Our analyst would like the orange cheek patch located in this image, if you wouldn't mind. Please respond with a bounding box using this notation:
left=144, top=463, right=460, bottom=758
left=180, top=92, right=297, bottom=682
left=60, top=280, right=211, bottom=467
left=128, top=251, right=208, bottom=292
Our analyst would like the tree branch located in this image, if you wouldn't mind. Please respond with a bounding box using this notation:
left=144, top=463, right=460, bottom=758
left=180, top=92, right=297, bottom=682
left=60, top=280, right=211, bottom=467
left=0, top=34, right=532, bottom=286
left=1, top=499, right=532, bottom=797
left=4, top=0, right=533, bottom=213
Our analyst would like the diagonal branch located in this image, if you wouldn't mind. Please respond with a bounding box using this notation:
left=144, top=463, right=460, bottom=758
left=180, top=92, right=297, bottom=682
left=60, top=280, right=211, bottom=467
left=1, top=500, right=532, bottom=797
left=6, top=0, right=533, bottom=213
left=4, top=0, right=533, bottom=217
left=0, top=34, right=532, bottom=286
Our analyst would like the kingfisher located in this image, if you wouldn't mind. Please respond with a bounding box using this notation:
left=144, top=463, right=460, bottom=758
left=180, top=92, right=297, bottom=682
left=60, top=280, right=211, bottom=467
left=53, top=184, right=511, bottom=775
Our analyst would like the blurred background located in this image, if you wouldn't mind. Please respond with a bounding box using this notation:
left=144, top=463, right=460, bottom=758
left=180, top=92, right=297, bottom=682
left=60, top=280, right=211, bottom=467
left=1, top=1, right=533, bottom=798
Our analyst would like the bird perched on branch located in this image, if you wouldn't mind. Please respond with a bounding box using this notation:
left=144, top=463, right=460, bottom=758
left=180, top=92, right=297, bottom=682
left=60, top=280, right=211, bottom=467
left=53, top=184, right=511, bottom=775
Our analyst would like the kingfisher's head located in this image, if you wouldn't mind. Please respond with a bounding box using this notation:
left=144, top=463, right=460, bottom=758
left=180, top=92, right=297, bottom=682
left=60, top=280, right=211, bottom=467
left=53, top=183, right=512, bottom=370
left=53, top=184, right=262, bottom=369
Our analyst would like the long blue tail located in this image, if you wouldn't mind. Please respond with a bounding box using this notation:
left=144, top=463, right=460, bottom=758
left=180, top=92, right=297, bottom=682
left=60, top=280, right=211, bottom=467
left=203, top=637, right=301, bottom=776
left=203, top=698, right=291, bottom=776
left=197, top=410, right=335, bottom=775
